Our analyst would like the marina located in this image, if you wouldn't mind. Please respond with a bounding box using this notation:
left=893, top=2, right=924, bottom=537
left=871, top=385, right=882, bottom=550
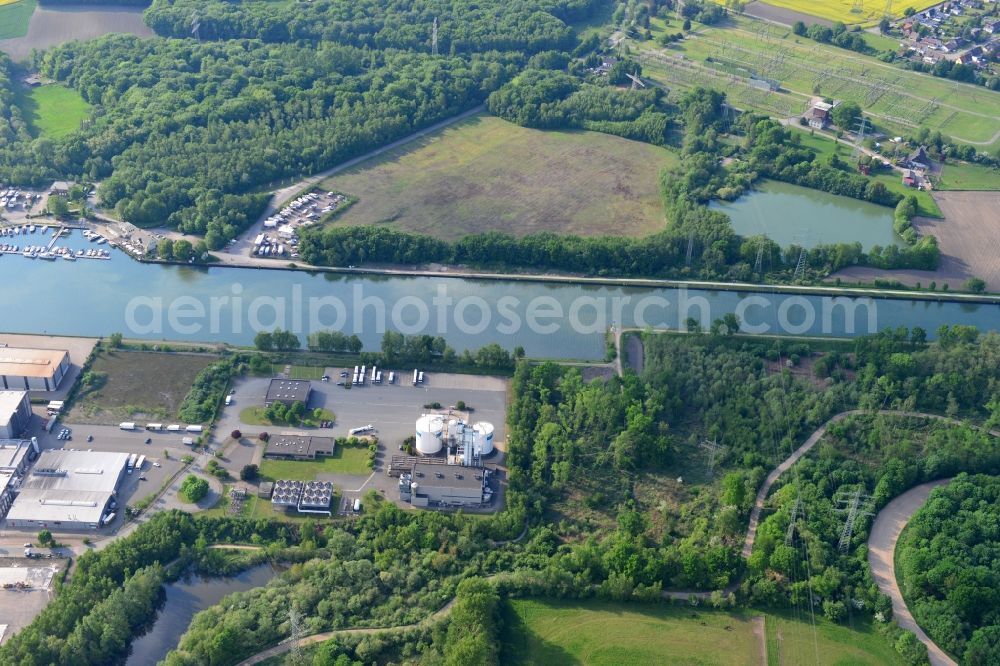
left=0, top=226, right=112, bottom=260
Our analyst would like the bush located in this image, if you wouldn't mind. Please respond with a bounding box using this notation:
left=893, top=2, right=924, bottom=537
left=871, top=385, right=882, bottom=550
left=963, top=277, right=986, bottom=293
left=37, top=530, right=53, bottom=547
left=230, top=429, right=242, bottom=440
left=259, top=432, right=270, bottom=442
left=240, top=464, right=259, bottom=482
left=179, top=475, right=209, bottom=503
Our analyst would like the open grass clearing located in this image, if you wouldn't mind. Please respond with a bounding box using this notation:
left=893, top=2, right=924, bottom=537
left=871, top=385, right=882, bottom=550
left=15, top=84, right=89, bottom=139
left=0, top=0, right=35, bottom=40
left=66, top=350, right=217, bottom=425
left=936, top=160, right=1000, bottom=191
left=259, top=447, right=371, bottom=479
left=638, top=15, right=1000, bottom=148
left=502, top=599, right=904, bottom=665
left=319, top=114, right=677, bottom=239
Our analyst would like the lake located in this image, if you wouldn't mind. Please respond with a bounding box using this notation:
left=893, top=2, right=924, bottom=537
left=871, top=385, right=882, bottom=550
left=126, top=564, right=276, bottom=666
left=0, top=5, right=152, bottom=61
left=711, top=180, right=904, bottom=250
left=0, top=230, right=997, bottom=359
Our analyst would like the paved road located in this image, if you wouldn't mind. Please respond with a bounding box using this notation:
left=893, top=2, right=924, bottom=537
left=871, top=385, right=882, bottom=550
left=868, top=480, right=957, bottom=666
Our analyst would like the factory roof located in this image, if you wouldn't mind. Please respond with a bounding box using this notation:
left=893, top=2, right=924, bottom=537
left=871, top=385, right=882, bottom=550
left=0, top=348, right=68, bottom=379
left=6, top=450, right=129, bottom=525
left=0, top=439, right=32, bottom=472
left=264, top=434, right=335, bottom=458
left=412, top=463, right=486, bottom=490
left=0, top=391, right=27, bottom=419
left=265, top=379, right=311, bottom=404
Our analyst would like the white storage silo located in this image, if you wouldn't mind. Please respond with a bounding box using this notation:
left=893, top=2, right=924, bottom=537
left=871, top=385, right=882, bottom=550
left=473, top=421, right=495, bottom=456
left=415, top=414, right=444, bottom=455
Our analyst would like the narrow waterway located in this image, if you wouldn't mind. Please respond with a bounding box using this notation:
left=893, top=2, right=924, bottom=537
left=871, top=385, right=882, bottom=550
left=126, top=564, right=275, bottom=666
left=0, top=231, right=996, bottom=359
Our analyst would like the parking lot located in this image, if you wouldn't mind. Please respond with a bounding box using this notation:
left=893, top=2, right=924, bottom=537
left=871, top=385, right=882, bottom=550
left=217, top=371, right=508, bottom=452
left=0, top=558, right=67, bottom=644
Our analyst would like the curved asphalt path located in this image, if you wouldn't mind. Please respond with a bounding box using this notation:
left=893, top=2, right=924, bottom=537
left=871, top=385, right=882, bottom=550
left=868, top=480, right=956, bottom=666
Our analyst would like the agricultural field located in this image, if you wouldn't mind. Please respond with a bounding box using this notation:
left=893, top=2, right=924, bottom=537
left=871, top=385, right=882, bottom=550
left=65, top=351, right=217, bottom=425
left=258, top=446, right=371, bottom=479
left=722, top=0, right=940, bottom=26
left=936, top=160, right=1000, bottom=190
left=319, top=114, right=677, bottom=239
left=502, top=600, right=905, bottom=665
left=16, top=84, right=90, bottom=139
left=638, top=15, right=1000, bottom=148
left=0, top=0, right=35, bottom=40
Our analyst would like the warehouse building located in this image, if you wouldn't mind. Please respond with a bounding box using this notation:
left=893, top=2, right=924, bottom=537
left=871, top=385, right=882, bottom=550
left=5, top=450, right=129, bottom=530
left=0, top=391, right=32, bottom=439
left=398, top=464, right=494, bottom=508
left=264, top=379, right=312, bottom=407
left=263, top=434, right=335, bottom=460
left=0, top=348, right=71, bottom=391
left=0, top=439, right=38, bottom=518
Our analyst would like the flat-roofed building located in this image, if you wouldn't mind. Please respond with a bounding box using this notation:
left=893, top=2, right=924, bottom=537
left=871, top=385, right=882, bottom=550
left=264, top=379, right=312, bottom=407
left=399, top=464, right=493, bottom=508
left=0, top=391, right=32, bottom=439
left=263, top=434, right=335, bottom=460
left=0, top=439, right=36, bottom=519
left=0, top=348, right=71, bottom=391
left=5, top=450, right=129, bottom=530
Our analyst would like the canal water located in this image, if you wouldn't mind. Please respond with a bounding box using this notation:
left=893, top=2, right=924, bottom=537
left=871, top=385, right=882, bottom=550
left=126, top=564, right=275, bottom=666
left=0, top=231, right=996, bottom=360
left=0, top=5, right=152, bottom=61
left=711, top=180, right=904, bottom=250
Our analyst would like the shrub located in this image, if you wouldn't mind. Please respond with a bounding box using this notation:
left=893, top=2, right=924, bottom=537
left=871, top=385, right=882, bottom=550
left=240, top=464, right=259, bottom=482
left=179, top=475, right=209, bottom=503
left=231, top=429, right=242, bottom=440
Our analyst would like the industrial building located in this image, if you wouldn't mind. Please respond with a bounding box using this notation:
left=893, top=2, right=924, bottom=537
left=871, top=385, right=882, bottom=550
left=5, top=450, right=130, bottom=530
left=0, top=348, right=71, bottom=391
left=399, top=464, right=493, bottom=508
left=415, top=414, right=496, bottom=459
left=0, top=390, right=32, bottom=439
left=263, top=435, right=335, bottom=460
left=269, top=479, right=333, bottom=514
left=0, top=439, right=39, bottom=518
left=264, top=379, right=312, bottom=407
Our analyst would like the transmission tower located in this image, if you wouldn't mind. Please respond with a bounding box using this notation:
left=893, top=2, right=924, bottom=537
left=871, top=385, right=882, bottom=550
left=793, top=247, right=808, bottom=279
left=190, top=10, right=201, bottom=41
left=835, top=488, right=875, bottom=554
left=699, top=439, right=724, bottom=477
left=754, top=238, right=765, bottom=275
left=883, top=0, right=893, bottom=18
left=785, top=495, right=802, bottom=545
left=288, top=606, right=304, bottom=665
left=853, top=115, right=869, bottom=160
left=626, top=72, right=646, bottom=90
left=851, top=0, right=864, bottom=14
left=431, top=17, right=439, bottom=57
left=685, top=230, right=695, bottom=267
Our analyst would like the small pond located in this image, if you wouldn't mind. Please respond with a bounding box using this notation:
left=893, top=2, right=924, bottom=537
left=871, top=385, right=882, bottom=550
left=710, top=180, right=904, bottom=250
left=126, top=563, right=276, bottom=666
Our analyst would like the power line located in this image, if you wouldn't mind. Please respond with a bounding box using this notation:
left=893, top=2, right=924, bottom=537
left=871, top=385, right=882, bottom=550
left=834, top=487, right=875, bottom=554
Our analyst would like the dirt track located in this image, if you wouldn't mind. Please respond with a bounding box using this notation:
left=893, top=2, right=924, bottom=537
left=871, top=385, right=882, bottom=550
left=834, top=191, right=1000, bottom=291
left=867, top=480, right=957, bottom=666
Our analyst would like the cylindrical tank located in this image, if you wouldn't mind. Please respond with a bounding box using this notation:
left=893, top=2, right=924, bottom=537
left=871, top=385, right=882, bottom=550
left=415, top=415, right=444, bottom=455
left=473, top=422, right=495, bottom=456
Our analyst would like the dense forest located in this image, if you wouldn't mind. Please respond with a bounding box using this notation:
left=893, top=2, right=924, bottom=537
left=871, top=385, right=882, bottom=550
left=0, top=0, right=603, bottom=247
left=897, top=475, right=1000, bottom=665
left=144, top=0, right=601, bottom=51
